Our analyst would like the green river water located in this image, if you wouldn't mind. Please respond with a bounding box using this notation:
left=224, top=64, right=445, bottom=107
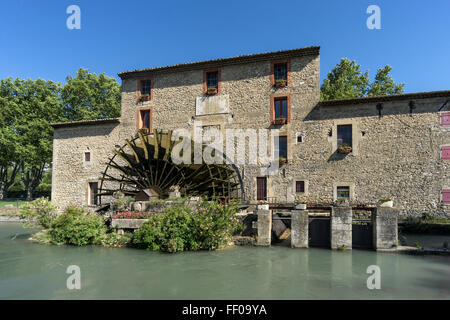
left=0, top=223, right=448, bottom=300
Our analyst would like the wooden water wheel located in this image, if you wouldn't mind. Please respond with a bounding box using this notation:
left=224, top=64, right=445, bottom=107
left=98, top=129, right=244, bottom=204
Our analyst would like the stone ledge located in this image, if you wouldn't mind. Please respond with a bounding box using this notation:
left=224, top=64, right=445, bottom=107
left=111, top=219, right=149, bottom=229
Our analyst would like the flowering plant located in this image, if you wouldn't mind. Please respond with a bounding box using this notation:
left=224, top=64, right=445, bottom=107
left=379, top=197, right=392, bottom=203
left=169, top=185, right=180, bottom=192
left=258, top=200, right=268, bottom=205
left=295, top=199, right=308, bottom=205
left=113, top=211, right=154, bottom=219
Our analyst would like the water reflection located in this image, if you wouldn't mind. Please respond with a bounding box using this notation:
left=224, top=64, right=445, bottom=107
left=0, top=223, right=449, bottom=300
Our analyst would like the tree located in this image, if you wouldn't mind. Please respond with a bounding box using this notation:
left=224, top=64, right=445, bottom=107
left=0, top=78, right=24, bottom=199
left=61, top=68, right=121, bottom=121
left=17, top=79, right=63, bottom=200
left=321, top=58, right=404, bottom=100
left=367, top=65, right=404, bottom=97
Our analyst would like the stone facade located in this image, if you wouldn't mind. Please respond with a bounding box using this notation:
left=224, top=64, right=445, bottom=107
left=51, top=46, right=450, bottom=217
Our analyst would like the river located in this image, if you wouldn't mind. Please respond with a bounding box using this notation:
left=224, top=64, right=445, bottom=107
left=0, top=223, right=448, bottom=299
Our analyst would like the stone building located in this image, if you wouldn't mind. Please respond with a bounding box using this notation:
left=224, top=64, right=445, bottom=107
left=51, top=46, right=450, bottom=217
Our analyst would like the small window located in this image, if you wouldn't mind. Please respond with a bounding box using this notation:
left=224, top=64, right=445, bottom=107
left=89, top=182, right=98, bottom=206
left=442, top=190, right=450, bottom=204
left=84, top=152, right=91, bottom=162
left=441, top=113, right=450, bottom=126
left=337, top=125, right=352, bottom=147
left=274, top=97, right=288, bottom=120
left=276, top=136, right=288, bottom=159
left=140, top=110, right=151, bottom=129
left=206, top=71, right=218, bottom=89
left=140, top=80, right=152, bottom=96
left=337, top=186, right=350, bottom=201
left=296, top=181, right=305, bottom=193
left=442, top=146, right=450, bottom=160
left=296, top=134, right=303, bottom=143
left=274, top=63, right=287, bottom=82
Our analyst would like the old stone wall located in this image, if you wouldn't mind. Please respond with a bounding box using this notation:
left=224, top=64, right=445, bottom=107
left=51, top=48, right=450, bottom=217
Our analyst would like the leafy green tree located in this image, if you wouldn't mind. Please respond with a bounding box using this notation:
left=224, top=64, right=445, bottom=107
left=0, top=78, right=62, bottom=199
left=0, top=78, right=25, bottom=198
left=367, top=65, right=404, bottom=97
left=321, top=58, right=404, bottom=100
left=61, top=68, right=121, bottom=121
left=17, top=79, right=62, bottom=200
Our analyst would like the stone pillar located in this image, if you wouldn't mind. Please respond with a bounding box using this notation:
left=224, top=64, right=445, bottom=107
left=291, top=210, right=309, bottom=248
left=331, top=206, right=352, bottom=250
left=256, top=210, right=271, bottom=246
left=373, top=207, right=398, bottom=250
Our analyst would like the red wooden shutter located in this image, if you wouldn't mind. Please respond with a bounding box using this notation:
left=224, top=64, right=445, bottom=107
left=442, top=146, right=450, bottom=160
left=442, top=190, right=450, bottom=204
left=441, top=113, right=450, bottom=126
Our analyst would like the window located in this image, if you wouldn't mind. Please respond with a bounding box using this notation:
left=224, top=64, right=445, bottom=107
left=442, top=190, right=450, bottom=204
left=337, top=186, right=350, bottom=201
left=442, top=146, right=450, bottom=160
left=140, top=110, right=151, bottom=129
left=274, top=63, right=287, bottom=82
left=138, top=78, right=152, bottom=101
left=337, top=125, right=352, bottom=147
left=203, top=69, right=221, bottom=94
left=141, top=80, right=152, bottom=95
left=276, top=136, right=288, bottom=159
left=441, top=113, right=450, bottom=126
left=84, top=152, right=90, bottom=162
left=89, top=182, right=98, bottom=206
left=274, top=97, right=288, bottom=120
left=270, top=59, right=290, bottom=87
left=296, top=181, right=305, bottom=193
left=296, top=133, right=303, bottom=143
left=271, top=94, right=291, bottom=124
left=207, top=71, right=218, bottom=89
left=257, top=177, right=267, bottom=201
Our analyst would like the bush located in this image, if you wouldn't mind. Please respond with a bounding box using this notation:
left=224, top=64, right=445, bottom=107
left=132, top=201, right=240, bottom=253
left=132, top=212, right=164, bottom=251
left=20, top=197, right=57, bottom=228
left=49, top=205, right=106, bottom=246
left=101, top=232, right=132, bottom=247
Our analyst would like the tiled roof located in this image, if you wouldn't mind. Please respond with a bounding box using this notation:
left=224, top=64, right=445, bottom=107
left=320, top=90, right=450, bottom=107
left=118, top=46, right=320, bottom=79
left=51, top=118, right=120, bottom=129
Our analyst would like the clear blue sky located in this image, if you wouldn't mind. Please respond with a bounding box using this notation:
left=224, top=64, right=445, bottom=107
left=1, top=0, right=449, bottom=93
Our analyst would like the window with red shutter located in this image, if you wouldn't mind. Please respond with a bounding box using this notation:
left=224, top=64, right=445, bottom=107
left=442, top=146, right=450, bottom=160
left=442, top=190, right=450, bottom=204
left=441, top=113, right=450, bottom=126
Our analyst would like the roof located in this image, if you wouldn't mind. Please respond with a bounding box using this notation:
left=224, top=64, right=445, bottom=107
left=118, top=46, right=320, bottom=79
left=51, top=118, right=120, bottom=129
left=320, top=90, right=450, bottom=107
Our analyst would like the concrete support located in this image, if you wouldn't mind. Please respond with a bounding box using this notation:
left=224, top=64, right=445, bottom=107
left=291, top=210, right=309, bottom=248
left=256, top=210, right=271, bottom=246
left=331, top=206, right=352, bottom=250
left=373, top=207, right=398, bottom=250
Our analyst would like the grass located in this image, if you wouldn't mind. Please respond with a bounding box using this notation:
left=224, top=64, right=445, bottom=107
left=0, top=200, right=29, bottom=208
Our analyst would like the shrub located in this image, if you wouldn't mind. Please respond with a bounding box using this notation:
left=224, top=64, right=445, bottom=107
left=132, top=201, right=241, bottom=253
left=20, top=197, right=57, bottom=228
left=190, top=201, right=240, bottom=250
left=101, top=232, right=132, bottom=247
left=132, top=213, right=164, bottom=251
left=49, top=205, right=106, bottom=246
